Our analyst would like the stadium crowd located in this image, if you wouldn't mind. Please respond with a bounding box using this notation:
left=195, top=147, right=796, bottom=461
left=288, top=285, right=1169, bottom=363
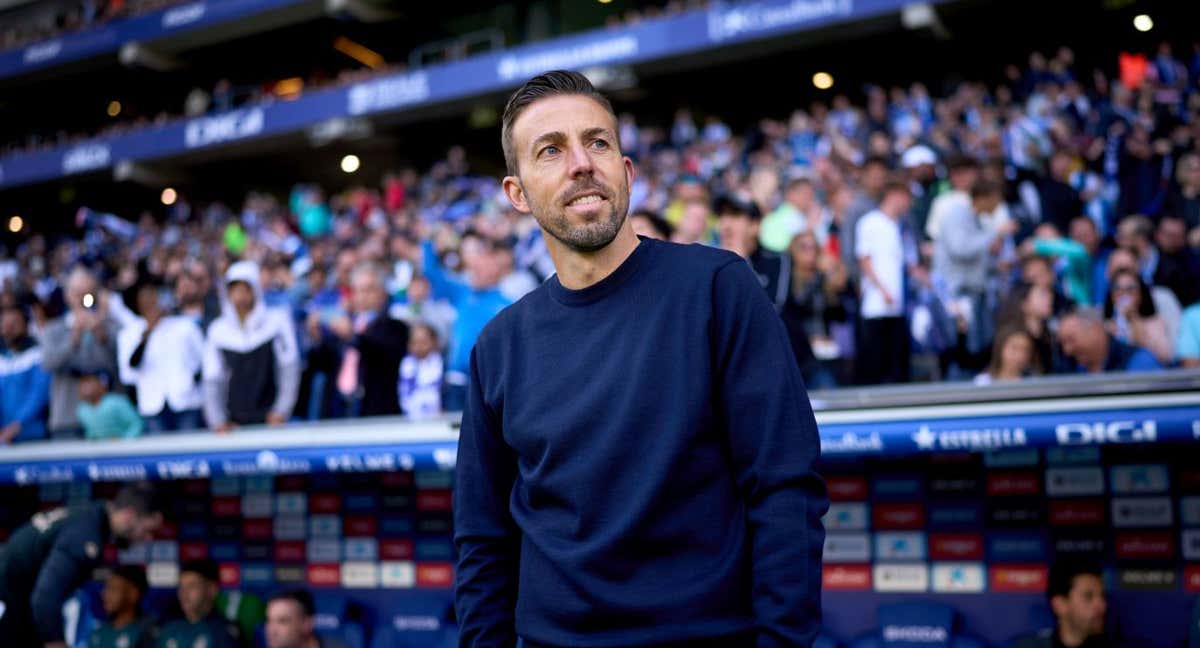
left=2, top=43, right=1200, bottom=441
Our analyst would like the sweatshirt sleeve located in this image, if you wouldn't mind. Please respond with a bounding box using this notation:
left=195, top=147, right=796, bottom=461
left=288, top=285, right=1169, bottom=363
left=711, top=259, right=829, bottom=648
left=202, top=323, right=230, bottom=428
left=423, top=240, right=469, bottom=305
left=453, top=344, right=520, bottom=648
left=270, top=313, right=301, bottom=419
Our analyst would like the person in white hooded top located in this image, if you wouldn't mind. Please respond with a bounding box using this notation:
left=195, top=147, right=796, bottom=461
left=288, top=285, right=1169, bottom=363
left=202, top=261, right=300, bottom=432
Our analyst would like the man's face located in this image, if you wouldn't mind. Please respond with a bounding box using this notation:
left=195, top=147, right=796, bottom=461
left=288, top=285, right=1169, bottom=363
left=1156, top=219, right=1187, bottom=254
left=1070, top=218, right=1099, bottom=253
left=351, top=272, right=385, bottom=314
left=265, top=599, right=313, bottom=648
left=227, top=281, right=255, bottom=314
left=409, top=326, right=436, bottom=359
left=110, top=508, right=163, bottom=543
left=0, top=310, right=26, bottom=342
left=503, top=94, right=634, bottom=253
left=136, top=286, right=161, bottom=320
left=1053, top=574, right=1107, bottom=638
left=1058, top=317, right=1103, bottom=370
left=717, top=212, right=758, bottom=256
left=861, top=163, right=888, bottom=195
left=101, top=574, right=139, bottom=618
left=407, top=277, right=430, bottom=303
left=177, top=572, right=217, bottom=622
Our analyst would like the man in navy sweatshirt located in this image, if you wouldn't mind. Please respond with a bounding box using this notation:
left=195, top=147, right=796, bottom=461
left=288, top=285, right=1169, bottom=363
left=453, top=70, right=828, bottom=648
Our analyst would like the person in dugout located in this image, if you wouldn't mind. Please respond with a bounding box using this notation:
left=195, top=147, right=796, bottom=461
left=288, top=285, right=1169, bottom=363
left=0, top=482, right=166, bottom=648
left=154, top=558, right=244, bottom=648
left=89, top=565, right=153, bottom=648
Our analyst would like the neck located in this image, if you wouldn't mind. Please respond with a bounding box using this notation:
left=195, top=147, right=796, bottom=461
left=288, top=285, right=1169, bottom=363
left=186, top=607, right=211, bottom=624
left=235, top=307, right=252, bottom=322
left=546, top=224, right=640, bottom=290
left=995, top=365, right=1023, bottom=380
left=110, top=609, right=138, bottom=628
left=1057, top=623, right=1089, bottom=648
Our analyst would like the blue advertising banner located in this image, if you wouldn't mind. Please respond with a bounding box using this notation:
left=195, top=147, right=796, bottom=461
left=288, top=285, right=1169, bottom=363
left=0, top=0, right=308, bottom=79
left=0, top=0, right=930, bottom=190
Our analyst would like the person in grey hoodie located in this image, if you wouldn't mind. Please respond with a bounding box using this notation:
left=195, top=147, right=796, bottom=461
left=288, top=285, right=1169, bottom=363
left=39, top=266, right=121, bottom=439
left=202, top=260, right=300, bottom=432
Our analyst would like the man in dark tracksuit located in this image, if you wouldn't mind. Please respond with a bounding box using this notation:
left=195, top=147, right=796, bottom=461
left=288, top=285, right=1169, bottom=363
left=155, top=559, right=242, bottom=648
left=89, top=565, right=154, bottom=648
left=0, top=483, right=165, bottom=648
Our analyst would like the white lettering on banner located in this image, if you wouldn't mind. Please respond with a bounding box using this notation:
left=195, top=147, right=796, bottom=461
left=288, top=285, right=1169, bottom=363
left=912, top=425, right=1026, bottom=451
left=162, top=2, right=205, bottom=29
left=147, top=562, right=180, bottom=588
left=432, top=448, right=454, bottom=470
left=1045, top=467, right=1105, bottom=497
left=326, top=452, right=402, bottom=472
left=14, top=466, right=75, bottom=485
left=1182, top=530, right=1200, bottom=561
left=822, top=533, right=871, bottom=563
left=873, top=564, right=929, bottom=592
left=707, top=0, right=852, bottom=42
left=24, top=40, right=63, bottom=64
left=347, top=73, right=431, bottom=116
left=220, top=450, right=309, bottom=475
left=823, top=503, right=869, bottom=530
left=341, top=561, right=379, bottom=588
left=1055, top=420, right=1156, bottom=445
left=392, top=615, right=439, bottom=631
left=931, top=563, right=986, bottom=593
left=155, top=459, right=211, bottom=479
left=496, top=36, right=639, bottom=81
left=882, top=625, right=948, bottom=643
left=62, top=144, right=111, bottom=174
left=821, top=431, right=884, bottom=454
left=1181, top=496, right=1200, bottom=526
left=1110, top=464, right=1170, bottom=494
left=185, top=108, right=265, bottom=149
left=1111, top=497, right=1174, bottom=528
left=86, top=463, right=147, bottom=482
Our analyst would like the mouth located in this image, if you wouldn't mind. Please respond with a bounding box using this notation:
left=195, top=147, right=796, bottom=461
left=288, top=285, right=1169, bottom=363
left=564, top=192, right=606, bottom=209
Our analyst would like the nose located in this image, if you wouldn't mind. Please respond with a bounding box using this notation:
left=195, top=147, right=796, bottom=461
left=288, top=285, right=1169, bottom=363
left=567, top=142, right=594, bottom=178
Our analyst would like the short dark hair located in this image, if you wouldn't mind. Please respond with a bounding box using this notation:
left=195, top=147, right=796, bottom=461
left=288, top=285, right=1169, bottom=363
left=1047, top=559, right=1102, bottom=604
left=111, top=565, right=148, bottom=599
left=501, top=69, right=617, bottom=177
left=970, top=179, right=1004, bottom=200
left=630, top=209, right=672, bottom=239
left=881, top=179, right=912, bottom=199
left=112, top=482, right=167, bottom=518
left=180, top=558, right=220, bottom=584
left=267, top=589, right=315, bottom=617
left=947, top=154, right=979, bottom=172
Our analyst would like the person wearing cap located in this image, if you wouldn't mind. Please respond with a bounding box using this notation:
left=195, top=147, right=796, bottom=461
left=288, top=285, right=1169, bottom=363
left=155, top=559, right=242, bottom=648
left=76, top=368, right=143, bottom=440
left=88, top=565, right=153, bottom=648
left=202, top=261, right=300, bottom=432
left=0, top=483, right=165, bottom=648
left=0, top=301, right=51, bottom=444
left=715, top=194, right=816, bottom=376
left=901, top=144, right=939, bottom=240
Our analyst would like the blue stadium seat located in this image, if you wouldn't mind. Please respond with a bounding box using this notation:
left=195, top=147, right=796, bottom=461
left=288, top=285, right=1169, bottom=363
left=848, top=601, right=988, bottom=648
left=311, top=592, right=365, bottom=648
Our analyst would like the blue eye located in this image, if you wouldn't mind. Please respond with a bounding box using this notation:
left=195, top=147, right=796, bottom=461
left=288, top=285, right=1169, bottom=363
left=592, top=139, right=609, bottom=149
left=541, top=146, right=559, bottom=157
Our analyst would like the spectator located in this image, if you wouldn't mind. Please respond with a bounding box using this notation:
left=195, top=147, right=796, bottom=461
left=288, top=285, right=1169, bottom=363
left=1020, top=254, right=1073, bottom=316
left=1029, top=222, right=1092, bottom=306
left=264, top=589, right=349, bottom=648
left=900, top=144, right=939, bottom=238
left=157, top=559, right=242, bottom=648
left=398, top=322, right=443, bottom=420
left=1038, top=149, right=1084, bottom=233
left=1165, top=151, right=1200, bottom=233
left=714, top=194, right=815, bottom=378
left=933, top=179, right=1018, bottom=364
left=629, top=209, right=672, bottom=240
left=388, top=275, right=456, bottom=347
left=1106, top=247, right=1183, bottom=345
left=1152, top=214, right=1199, bottom=307
left=89, top=565, right=152, bottom=648
left=670, top=200, right=713, bottom=245
left=40, top=266, right=121, bottom=439
left=788, top=230, right=851, bottom=388
left=117, top=282, right=205, bottom=433
left=761, top=178, right=824, bottom=253
left=997, top=282, right=1059, bottom=374
left=76, top=369, right=143, bottom=440
left=1012, top=560, right=1109, bottom=648
left=1068, top=216, right=1110, bottom=306
left=334, top=263, right=409, bottom=417
left=975, top=326, right=1041, bottom=385
left=856, top=180, right=913, bottom=384
left=925, top=155, right=980, bottom=242
left=0, top=302, right=51, bottom=444
left=841, top=155, right=889, bottom=278
left=1103, top=269, right=1174, bottom=365
left=202, top=261, right=300, bottom=432
left=1115, top=214, right=1158, bottom=285
left=1058, top=307, right=1162, bottom=374
left=421, top=236, right=511, bottom=412
left=1177, top=303, right=1200, bottom=369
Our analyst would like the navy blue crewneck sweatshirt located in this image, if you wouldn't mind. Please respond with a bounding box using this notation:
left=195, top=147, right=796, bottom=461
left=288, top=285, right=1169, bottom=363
left=454, top=236, right=827, bottom=648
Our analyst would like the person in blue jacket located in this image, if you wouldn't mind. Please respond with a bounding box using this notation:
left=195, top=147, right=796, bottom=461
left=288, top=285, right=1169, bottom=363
left=0, top=302, right=51, bottom=444
left=454, top=70, right=828, bottom=648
